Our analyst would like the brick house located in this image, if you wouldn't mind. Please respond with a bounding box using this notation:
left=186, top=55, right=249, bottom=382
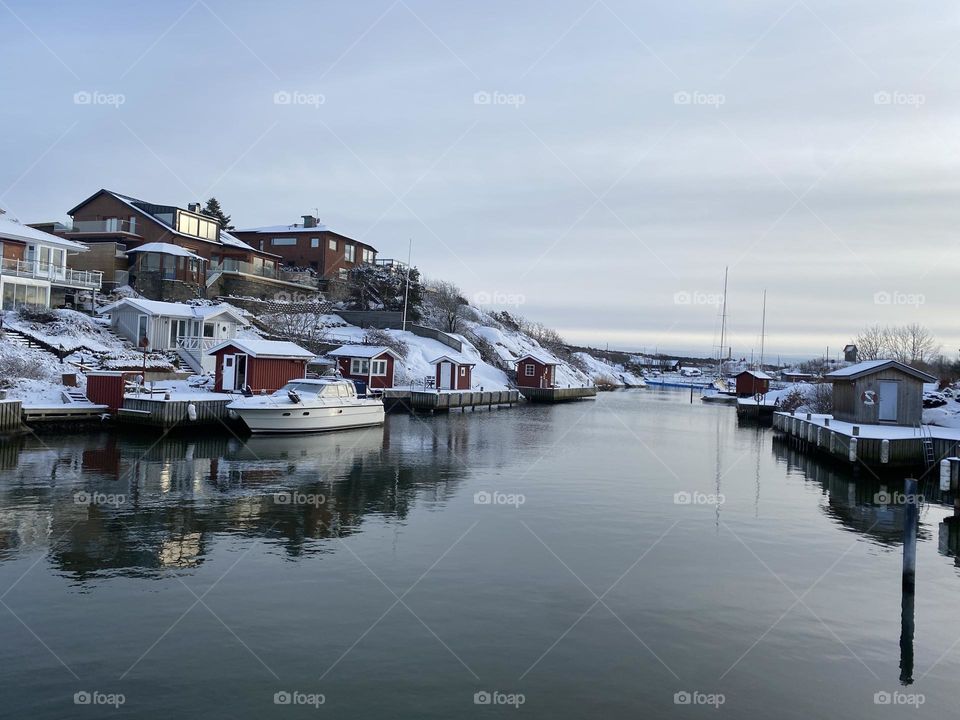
left=232, top=215, right=377, bottom=284
left=32, top=190, right=320, bottom=301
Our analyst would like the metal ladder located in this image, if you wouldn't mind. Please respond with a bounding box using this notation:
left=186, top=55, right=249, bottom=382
left=918, top=423, right=936, bottom=468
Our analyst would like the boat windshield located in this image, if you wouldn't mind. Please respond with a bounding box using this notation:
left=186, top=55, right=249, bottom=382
left=279, top=381, right=356, bottom=398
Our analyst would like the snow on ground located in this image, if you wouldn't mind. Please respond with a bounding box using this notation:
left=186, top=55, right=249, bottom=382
left=0, top=338, right=83, bottom=405
left=923, top=385, right=960, bottom=428
left=466, top=322, right=591, bottom=387
left=573, top=352, right=645, bottom=386
left=4, top=308, right=123, bottom=353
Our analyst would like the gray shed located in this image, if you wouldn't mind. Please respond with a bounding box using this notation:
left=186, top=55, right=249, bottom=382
left=825, top=360, right=936, bottom=426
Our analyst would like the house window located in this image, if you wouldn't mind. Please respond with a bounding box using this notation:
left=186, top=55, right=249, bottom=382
left=525, top=364, right=536, bottom=376
left=344, top=244, right=355, bottom=262
left=362, top=248, right=374, bottom=263
left=271, top=237, right=297, bottom=246
left=370, top=359, right=388, bottom=376
left=137, top=315, right=149, bottom=345
left=350, top=358, right=370, bottom=375
left=328, top=238, right=337, bottom=251
left=311, top=238, right=319, bottom=248
left=203, top=322, right=215, bottom=338
left=460, top=367, right=467, bottom=377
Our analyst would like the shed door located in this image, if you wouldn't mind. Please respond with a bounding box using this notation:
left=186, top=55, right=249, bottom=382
left=878, top=380, right=899, bottom=422
left=439, top=362, right=453, bottom=390
left=222, top=355, right=236, bottom=391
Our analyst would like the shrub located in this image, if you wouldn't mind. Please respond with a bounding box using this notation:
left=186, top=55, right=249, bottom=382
left=363, top=327, right=409, bottom=359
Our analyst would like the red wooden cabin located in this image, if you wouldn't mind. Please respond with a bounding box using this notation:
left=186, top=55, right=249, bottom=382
left=515, top=353, right=559, bottom=389
left=327, top=345, right=401, bottom=389
left=735, top=370, right=771, bottom=397
left=208, top=339, right=314, bottom=393
left=431, top=355, right=475, bottom=390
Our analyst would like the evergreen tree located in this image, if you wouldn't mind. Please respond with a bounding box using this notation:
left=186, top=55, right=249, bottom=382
left=202, top=197, right=232, bottom=229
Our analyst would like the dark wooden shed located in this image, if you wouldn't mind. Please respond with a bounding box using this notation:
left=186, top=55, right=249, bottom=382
left=735, top=370, right=771, bottom=397
left=825, top=360, right=936, bottom=426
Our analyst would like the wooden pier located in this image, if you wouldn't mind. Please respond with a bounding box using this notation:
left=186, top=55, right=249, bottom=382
left=517, top=386, right=597, bottom=403
left=118, top=395, right=232, bottom=430
left=0, top=400, right=25, bottom=435
left=383, top=389, right=519, bottom=413
left=22, top=404, right=109, bottom=424
left=773, top=411, right=960, bottom=469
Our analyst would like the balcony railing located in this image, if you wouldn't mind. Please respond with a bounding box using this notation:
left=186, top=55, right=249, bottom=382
left=0, top=257, right=103, bottom=290
left=67, top=219, right=140, bottom=235
left=176, top=336, right=220, bottom=353
left=373, top=258, right=408, bottom=270
left=209, top=259, right=279, bottom=279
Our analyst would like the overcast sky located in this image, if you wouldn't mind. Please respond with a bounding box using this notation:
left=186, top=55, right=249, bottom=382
left=2, top=1, right=958, bottom=360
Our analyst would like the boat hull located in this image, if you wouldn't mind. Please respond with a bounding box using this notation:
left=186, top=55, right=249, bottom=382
left=230, top=402, right=385, bottom=434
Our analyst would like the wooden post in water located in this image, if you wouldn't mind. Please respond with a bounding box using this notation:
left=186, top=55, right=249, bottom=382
left=903, top=477, right=918, bottom=593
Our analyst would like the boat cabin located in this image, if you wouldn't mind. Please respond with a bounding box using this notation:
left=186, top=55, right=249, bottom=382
left=431, top=354, right=475, bottom=390
left=515, top=353, right=558, bottom=389
left=825, top=360, right=936, bottom=426
left=735, top=370, right=771, bottom=397
left=327, top=345, right=402, bottom=390
left=208, top=338, right=314, bottom=393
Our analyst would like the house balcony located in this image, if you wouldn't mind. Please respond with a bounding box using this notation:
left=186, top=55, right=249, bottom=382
left=66, top=219, right=141, bottom=236
left=0, top=258, right=103, bottom=291
left=175, top=336, right=220, bottom=373
left=373, top=258, right=408, bottom=270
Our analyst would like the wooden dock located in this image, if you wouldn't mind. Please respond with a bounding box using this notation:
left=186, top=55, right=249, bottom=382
left=773, top=411, right=960, bottom=469
left=119, top=395, right=232, bottom=429
left=22, top=404, right=110, bottom=424
left=517, top=386, right=597, bottom=403
left=0, top=400, right=25, bottom=435
left=383, top=389, right=519, bottom=413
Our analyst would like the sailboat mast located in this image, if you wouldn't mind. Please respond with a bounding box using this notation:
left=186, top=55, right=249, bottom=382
left=718, top=267, right=728, bottom=376
left=759, top=289, right=766, bottom=370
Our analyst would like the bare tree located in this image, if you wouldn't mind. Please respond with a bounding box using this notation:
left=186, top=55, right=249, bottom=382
left=425, top=280, right=467, bottom=333
left=852, top=323, right=938, bottom=364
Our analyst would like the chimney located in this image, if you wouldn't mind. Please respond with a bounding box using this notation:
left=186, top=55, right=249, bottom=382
left=301, top=215, right=317, bottom=229
left=188, top=203, right=201, bottom=213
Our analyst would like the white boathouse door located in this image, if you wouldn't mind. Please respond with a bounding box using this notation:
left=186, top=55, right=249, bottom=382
left=878, top=380, right=898, bottom=422
left=439, top=361, right=453, bottom=390
left=222, top=355, right=236, bottom=391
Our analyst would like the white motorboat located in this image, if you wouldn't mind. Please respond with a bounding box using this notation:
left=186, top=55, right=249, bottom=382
left=227, top=378, right=385, bottom=434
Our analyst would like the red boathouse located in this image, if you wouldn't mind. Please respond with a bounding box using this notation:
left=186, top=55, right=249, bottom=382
left=430, top=355, right=475, bottom=390
left=515, top=353, right=559, bottom=389
left=208, top=339, right=314, bottom=393
left=327, top=345, right=402, bottom=390
left=735, top=370, right=771, bottom=397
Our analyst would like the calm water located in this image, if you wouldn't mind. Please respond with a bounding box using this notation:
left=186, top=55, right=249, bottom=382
left=1, top=390, right=958, bottom=718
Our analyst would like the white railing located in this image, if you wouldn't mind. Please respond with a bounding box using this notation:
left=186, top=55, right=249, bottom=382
left=0, top=258, right=102, bottom=289
left=176, top=336, right=220, bottom=353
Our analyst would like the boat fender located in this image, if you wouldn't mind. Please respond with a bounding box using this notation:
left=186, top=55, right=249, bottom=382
left=228, top=409, right=238, bottom=420
left=288, top=390, right=302, bottom=404
left=187, top=403, right=197, bottom=422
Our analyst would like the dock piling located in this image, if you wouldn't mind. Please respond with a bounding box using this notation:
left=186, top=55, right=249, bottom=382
left=902, top=477, right=918, bottom=593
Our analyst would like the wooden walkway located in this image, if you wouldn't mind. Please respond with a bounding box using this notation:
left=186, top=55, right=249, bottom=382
left=383, top=389, right=519, bottom=413
left=517, top=386, right=597, bottom=403
left=119, top=395, right=232, bottom=429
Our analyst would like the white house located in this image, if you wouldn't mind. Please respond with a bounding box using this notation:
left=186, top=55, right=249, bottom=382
left=0, top=210, right=102, bottom=309
left=99, top=297, right=249, bottom=373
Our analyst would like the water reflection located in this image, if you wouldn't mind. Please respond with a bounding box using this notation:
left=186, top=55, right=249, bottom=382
left=0, top=421, right=471, bottom=579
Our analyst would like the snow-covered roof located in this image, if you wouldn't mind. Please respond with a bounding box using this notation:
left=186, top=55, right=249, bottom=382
left=218, top=230, right=258, bottom=251
left=515, top=352, right=558, bottom=366
left=826, top=359, right=937, bottom=383
left=100, top=297, right=248, bottom=323
left=0, top=213, right=88, bottom=251
left=737, top=370, right=771, bottom=380
left=126, top=242, right=204, bottom=259
left=207, top=338, right=314, bottom=359
left=327, top=345, right=401, bottom=360
left=236, top=223, right=332, bottom=234
left=430, top=354, right=476, bottom=366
